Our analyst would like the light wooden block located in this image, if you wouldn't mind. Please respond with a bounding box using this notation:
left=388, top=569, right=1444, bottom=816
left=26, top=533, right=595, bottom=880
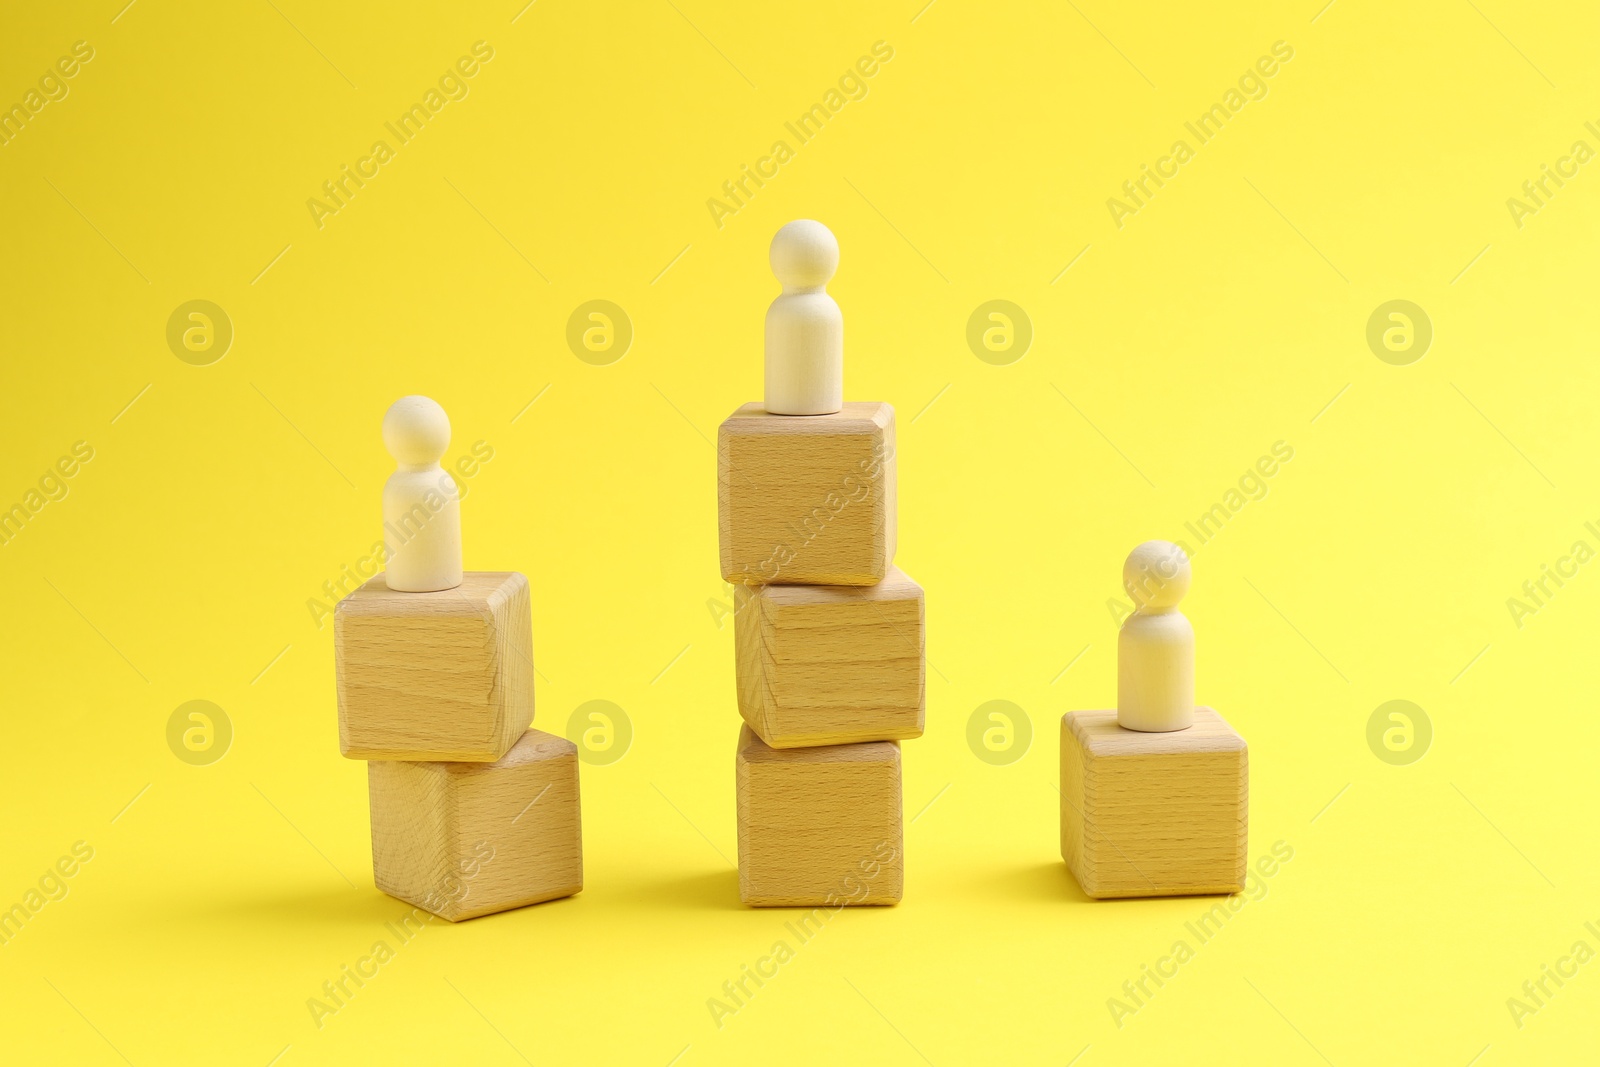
left=735, top=725, right=902, bottom=907
left=1060, top=707, right=1247, bottom=898
left=735, top=567, right=924, bottom=748
left=368, top=728, right=581, bottom=921
left=717, top=402, right=895, bottom=586
left=336, top=571, right=533, bottom=761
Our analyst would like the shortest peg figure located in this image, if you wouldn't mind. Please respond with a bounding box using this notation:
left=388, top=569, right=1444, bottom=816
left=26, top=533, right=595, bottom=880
left=1060, top=541, right=1247, bottom=899
left=765, top=219, right=843, bottom=416
left=382, top=395, right=463, bottom=593
left=1118, top=540, right=1194, bottom=732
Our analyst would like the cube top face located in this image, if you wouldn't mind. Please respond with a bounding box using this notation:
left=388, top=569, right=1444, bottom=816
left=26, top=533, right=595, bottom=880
left=718, top=401, right=896, bottom=586
left=1060, top=707, right=1247, bottom=899
left=721, top=401, right=890, bottom=438
left=441, top=727, right=573, bottom=777
left=338, top=571, right=523, bottom=616
left=756, top=564, right=920, bottom=611
left=1068, top=707, right=1246, bottom=757
left=737, top=724, right=901, bottom=768
left=368, top=728, right=581, bottom=921
left=736, top=567, right=925, bottom=748
left=736, top=725, right=903, bottom=907
left=336, top=571, right=533, bottom=762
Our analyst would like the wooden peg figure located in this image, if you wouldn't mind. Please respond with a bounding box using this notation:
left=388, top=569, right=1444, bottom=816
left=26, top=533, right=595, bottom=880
left=1117, top=540, right=1194, bottom=732
left=381, top=395, right=463, bottom=592
left=765, top=219, right=843, bottom=415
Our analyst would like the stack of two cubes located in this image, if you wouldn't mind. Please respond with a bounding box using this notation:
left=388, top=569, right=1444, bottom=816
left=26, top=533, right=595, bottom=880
left=718, top=402, right=924, bottom=907
left=334, top=572, right=582, bottom=920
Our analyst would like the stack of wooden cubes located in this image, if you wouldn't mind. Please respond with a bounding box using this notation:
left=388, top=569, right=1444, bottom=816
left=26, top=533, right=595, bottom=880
left=336, top=574, right=582, bottom=920
left=717, top=401, right=924, bottom=906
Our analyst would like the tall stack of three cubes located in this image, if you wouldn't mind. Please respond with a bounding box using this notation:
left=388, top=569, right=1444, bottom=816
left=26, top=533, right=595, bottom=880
left=334, top=396, right=581, bottom=921
left=718, top=221, right=924, bottom=907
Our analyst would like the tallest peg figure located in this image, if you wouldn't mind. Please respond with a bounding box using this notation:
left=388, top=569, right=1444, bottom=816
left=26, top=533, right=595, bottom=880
left=718, top=220, right=926, bottom=907
left=764, top=219, right=843, bottom=416
left=1060, top=541, right=1248, bottom=899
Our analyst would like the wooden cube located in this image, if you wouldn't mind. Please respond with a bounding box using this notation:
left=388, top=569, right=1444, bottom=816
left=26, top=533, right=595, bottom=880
left=336, top=571, right=533, bottom=761
left=368, top=728, right=581, bottom=920
left=735, top=567, right=924, bottom=748
left=735, top=725, right=902, bottom=907
left=1060, top=707, right=1247, bottom=898
left=718, top=402, right=896, bottom=586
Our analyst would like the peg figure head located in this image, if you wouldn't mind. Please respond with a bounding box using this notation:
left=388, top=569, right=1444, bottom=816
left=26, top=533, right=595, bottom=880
left=770, top=219, right=839, bottom=291
left=1123, top=540, right=1190, bottom=614
left=382, top=395, right=451, bottom=468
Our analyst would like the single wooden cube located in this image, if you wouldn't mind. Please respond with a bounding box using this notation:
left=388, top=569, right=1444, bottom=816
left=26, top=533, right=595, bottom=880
left=336, top=571, right=533, bottom=761
left=718, top=401, right=896, bottom=586
left=368, top=728, right=581, bottom=920
left=735, top=725, right=903, bottom=907
left=1060, top=707, right=1247, bottom=898
left=735, top=567, right=925, bottom=748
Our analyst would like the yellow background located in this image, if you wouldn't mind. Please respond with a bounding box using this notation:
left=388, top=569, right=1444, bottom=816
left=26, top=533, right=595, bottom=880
left=3, top=0, right=1597, bottom=1062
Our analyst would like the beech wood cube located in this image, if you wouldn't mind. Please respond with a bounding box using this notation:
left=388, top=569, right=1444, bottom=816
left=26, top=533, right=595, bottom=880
left=735, top=567, right=924, bottom=748
left=336, top=571, right=533, bottom=761
left=717, top=401, right=895, bottom=586
left=1060, top=707, right=1247, bottom=898
left=368, top=728, right=581, bottom=920
left=735, top=725, right=902, bottom=907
